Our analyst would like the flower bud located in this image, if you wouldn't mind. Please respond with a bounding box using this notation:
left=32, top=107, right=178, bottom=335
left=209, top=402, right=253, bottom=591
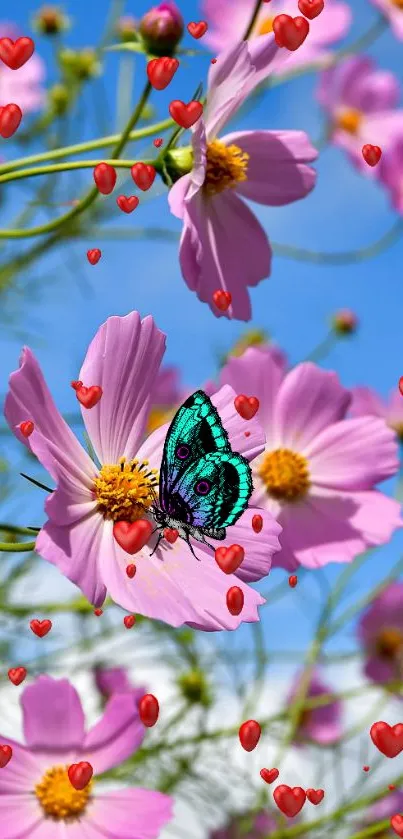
left=48, top=83, right=69, bottom=115
left=139, top=2, right=184, bottom=55
left=116, top=15, right=138, bottom=42
left=60, top=47, right=101, bottom=81
left=332, top=309, right=358, bottom=335
left=177, top=669, right=212, bottom=706
left=33, top=4, right=70, bottom=36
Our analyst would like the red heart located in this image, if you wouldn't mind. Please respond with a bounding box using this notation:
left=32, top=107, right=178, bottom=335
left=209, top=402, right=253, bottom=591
left=113, top=519, right=153, bottom=554
left=215, top=545, right=245, bottom=574
left=93, top=162, right=117, bottom=195
left=273, top=785, right=306, bottom=818
left=71, top=380, right=83, bottom=391
left=391, top=815, right=403, bottom=837
left=123, top=615, right=136, bottom=628
left=94, top=608, right=103, bottom=616
left=139, top=694, right=159, bottom=727
left=370, top=722, right=403, bottom=758
left=234, top=395, right=259, bottom=420
left=0, top=37, right=35, bottom=69
left=289, top=575, right=298, bottom=588
left=390, top=785, right=396, bottom=790
left=169, top=100, right=203, bottom=129
left=187, top=21, right=208, bottom=39
left=76, top=385, right=102, bottom=409
left=0, top=745, right=12, bottom=768
left=146, top=57, right=179, bottom=90
left=30, top=619, right=52, bottom=638
left=19, top=420, right=34, bottom=438
left=126, top=564, right=137, bottom=578
left=306, top=788, right=324, bottom=805
left=68, top=761, right=93, bottom=790
left=363, top=765, right=370, bottom=772
left=8, top=667, right=26, bottom=686
left=116, top=195, right=139, bottom=213
left=131, top=162, right=156, bottom=191
left=213, top=290, right=232, bottom=312
left=164, top=528, right=179, bottom=544
left=399, top=377, right=403, bottom=397
left=273, top=15, right=310, bottom=51
left=153, top=138, right=164, bottom=147
left=252, top=514, right=263, bottom=533
left=0, top=104, right=22, bottom=138
left=87, top=249, right=101, bottom=265
left=239, top=720, right=261, bottom=752
left=297, top=0, right=324, bottom=19
left=260, top=768, right=279, bottom=784
left=362, top=144, right=382, bottom=167
left=226, top=585, right=244, bottom=616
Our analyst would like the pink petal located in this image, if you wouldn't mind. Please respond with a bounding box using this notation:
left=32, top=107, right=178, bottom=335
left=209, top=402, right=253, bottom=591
left=152, top=366, right=182, bottom=407
left=349, top=386, right=386, bottom=419
left=201, top=0, right=250, bottom=51
left=214, top=347, right=287, bottom=430
left=210, top=384, right=266, bottom=460
left=0, top=736, right=47, bottom=794
left=22, top=676, right=85, bottom=751
left=204, top=41, right=256, bottom=139
left=78, top=312, right=166, bottom=464
left=371, top=0, right=403, bottom=40
left=316, top=56, right=399, bottom=114
left=88, top=789, right=173, bottom=839
left=0, top=797, right=43, bottom=838
left=81, top=693, right=145, bottom=775
left=364, top=655, right=395, bottom=686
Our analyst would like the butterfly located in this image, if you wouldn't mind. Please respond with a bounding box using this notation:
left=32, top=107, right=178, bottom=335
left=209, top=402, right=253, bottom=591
left=150, top=390, right=253, bottom=557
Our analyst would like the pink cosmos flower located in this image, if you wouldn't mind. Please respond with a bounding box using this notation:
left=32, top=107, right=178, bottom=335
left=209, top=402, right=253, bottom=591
left=94, top=665, right=146, bottom=703
left=168, top=39, right=318, bottom=321
left=357, top=583, right=403, bottom=689
left=0, top=674, right=172, bottom=838
left=0, top=23, right=45, bottom=112
left=370, top=0, right=403, bottom=42
left=378, top=134, right=403, bottom=215
left=316, top=56, right=403, bottom=174
left=211, top=811, right=277, bottom=839
left=212, top=347, right=402, bottom=571
left=288, top=670, right=342, bottom=745
left=350, top=386, right=403, bottom=440
left=5, top=311, right=282, bottom=630
left=200, top=0, right=351, bottom=77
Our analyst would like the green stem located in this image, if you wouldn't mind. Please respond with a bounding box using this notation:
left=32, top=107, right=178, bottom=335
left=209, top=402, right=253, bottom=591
left=272, top=219, right=403, bottom=265
left=0, top=524, right=38, bottom=536
left=349, top=820, right=391, bottom=839
left=0, top=541, right=35, bottom=552
left=304, top=331, right=338, bottom=363
left=0, top=158, right=154, bottom=188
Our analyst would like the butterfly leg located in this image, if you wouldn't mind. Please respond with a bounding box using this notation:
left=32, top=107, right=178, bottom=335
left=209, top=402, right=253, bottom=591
left=149, top=531, right=163, bottom=557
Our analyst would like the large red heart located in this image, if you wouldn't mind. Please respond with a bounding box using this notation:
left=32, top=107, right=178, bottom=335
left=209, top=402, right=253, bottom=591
left=169, top=100, right=203, bottom=129
left=8, top=667, right=26, bottom=686
left=187, top=21, right=208, bottom=39
left=93, top=162, right=116, bottom=195
left=273, top=15, right=310, bottom=51
left=297, top=0, right=324, bottom=19
left=215, top=545, right=245, bottom=574
left=273, top=785, right=306, bottom=817
left=68, top=762, right=93, bottom=790
left=238, top=720, right=261, bottom=752
left=30, top=619, right=52, bottom=638
left=131, top=163, right=156, bottom=191
left=370, top=722, right=403, bottom=758
left=392, top=815, right=403, bottom=837
left=0, top=37, right=35, bottom=69
left=76, top=385, right=103, bottom=409
left=234, top=395, right=259, bottom=420
left=0, top=104, right=22, bottom=138
left=306, top=788, right=324, bottom=805
left=113, top=519, right=154, bottom=554
left=116, top=195, right=139, bottom=213
left=0, top=745, right=12, bottom=768
left=362, top=144, right=382, bottom=167
left=146, top=57, right=179, bottom=90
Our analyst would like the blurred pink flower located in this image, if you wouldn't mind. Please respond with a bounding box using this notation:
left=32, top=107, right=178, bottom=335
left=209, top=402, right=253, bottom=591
left=366, top=788, right=403, bottom=836
left=168, top=40, right=318, bottom=321
left=288, top=670, right=342, bottom=745
left=210, top=811, right=277, bottom=839
left=94, top=665, right=146, bottom=703
left=350, top=385, right=403, bottom=440
left=5, top=311, right=282, bottom=631
left=213, top=347, right=402, bottom=571
left=378, top=134, right=403, bottom=214
left=201, top=0, right=351, bottom=77
left=357, top=583, right=403, bottom=689
left=317, top=56, right=403, bottom=174
left=0, top=22, right=45, bottom=112
left=370, top=0, right=403, bottom=42
left=0, top=675, right=172, bottom=837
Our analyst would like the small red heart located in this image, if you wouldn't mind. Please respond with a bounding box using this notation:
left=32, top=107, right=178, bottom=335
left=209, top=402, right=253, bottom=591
left=76, top=385, right=102, bottom=409
left=113, top=519, right=153, bottom=554
left=146, top=57, right=179, bottom=90
left=93, top=162, right=117, bottom=195
left=362, top=144, right=382, bottom=167
left=370, top=722, right=403, bottom=758
left=244, top=431, right=251, bottom=437
left=297, top=0, right=324, bottom=19
left=94, top=608, right=103, bottom=616
left=19, top=420, right=34, bottom=438
left=213, top=290, right=232, bottom=312
left=0, top=37, right=35, bottom=69
left=260, top=768, right=279, bottom=784
left=87, top=249, right=101, bottom=265
left=239, top=720, right=261, bottom=752
left=234, top=395, right=259, bottom=420
left=215, top=545, right=245, bottom=574
left=252, top=514, right=263, bottom=533
left=363, top=765, right=370, bottom=772
left=169, top=100, right=203, bottom=129
left=124, top=615, right=136, bottom=628
left=164, top=528, right=179, bottom=544
left=8, top=667, right=26, bottom=686
left=153, top=138, right=164, bottom=147
left=390, top=785, right=396, bottom=791
left=30, top=619, right=52, bottom=638
left=139, top=694, right=159, bottom=727
left=71, top=380, right=83, bottom=391
left=273, top=785, right=306, bottom=818
left=116, top=195, right=139, bottom=213
left=0, top=746, right=12, bottom=768
left=68, top=761, right=93, bottom=790
left=226, top=585, right=244, bottom=616
left=187, top=21, right=208, bottom=39
left=131, top=162, right=156, bottom=191
left=289, top=575, right=298, bottom=588
left=0, top=104, right=22, bottom=138
left=306, top=788, right=324, bottom=805
left=273, top=15, right=310, bottom=51
left=211, top=58, right=217, bottom=64
left=391, top=815, right=403, bottom=837
left=126, top=564, right=137, bottom=578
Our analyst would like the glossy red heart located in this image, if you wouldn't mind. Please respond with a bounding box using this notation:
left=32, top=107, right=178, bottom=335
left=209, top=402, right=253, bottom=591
left=76, top=385, right=103, bottom=409
left=30, top=619, right=52, bottom=638
left=94, top=608, right=103, bottom=616
left=0, top=37, right=35, bottom=69
left=123, top=615, right=136, bottom=628
left=252, top=514, right=263, bottom=533
left=139, top=694, right=159, bottom=727
left=87, top=249, right=101, bottom=265
left=93, top=162, right=117, bottom=195
left=370, top=722, right=403, bottom=758
left=153, top=138, right=163, bottom=147
left=19, top=420, right=34, bottom=438
left=391, top=815, right=403, bottom=837
left=234, top=395, right=259, bottom=420
left=71, top=380, right=83, bottom=391
left=215, top=545, right=245, bottom=574
left=116, top=195, right=139, bottom=213
left=126, top=564, right=137, bottom=578
left=187, top=21, right=208, bottom=39
left=0, top=745, right=12, bottom=768
left=297, top=0, right=324, bottom=19
left=0, top=104, right=22, bottom=138
left=146, top=57, right=179, bottom=90
left=8, top=667, right=26, bottom=686
left=68, top=761, right=93, bottom=790
left=113, top=519, right=153, bottom=554
left=306, top=788, right=324, bottom=805
left=273, top=15, right=310, bottom=51
left=131, top=162, right=156, bottom=191
left=363, top=765, right=370, bottom=772
left=226, top=585, right=244, bottom=616
left=239, top=720, right=261, bottom=752
left=213, top=290, right=232, bottom=312
left=169, top=100, right=203, bottom=129
left=164, top=528, right=179, bottom=544
left=362, top=144, right=382, bottom=167
left=289, top=575, right=298, bottom=588
left=260, top=768, right=279, bottom=784
left=273, top=785, right=306, bottom=818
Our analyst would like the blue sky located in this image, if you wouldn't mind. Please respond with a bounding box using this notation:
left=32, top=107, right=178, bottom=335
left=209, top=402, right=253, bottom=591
left=1, top=0, right=403, bottom=666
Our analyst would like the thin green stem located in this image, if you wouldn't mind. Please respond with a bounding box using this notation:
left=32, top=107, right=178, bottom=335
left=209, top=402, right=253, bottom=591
left=0, top=541, right=35, bottom=552
left=349, top=820, right=391, bottom=839
left=272, top=219, right=403, bottom=265
left=0, top=524, right=38, bottom=536
left=304, top=331, right=338, bottom=363
left=0, top=158, right=154, bottom=188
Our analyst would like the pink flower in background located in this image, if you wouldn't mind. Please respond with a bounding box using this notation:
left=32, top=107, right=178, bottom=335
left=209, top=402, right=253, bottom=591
left=350, top=385, right=403, bottom=440
left=94, top=665, right=146, bottom=703
left=317, top=56, right=403, bottom=174
left=288, top=670, right=342, bottom=745
left=168, top=40, right=317, bottom=321
left=0, top=675, right=172, bottom=837
left=213, top=347, right=402, bottom=571
left=147, top=364, right=186, bottom=434
left=370, top=0, right=403, bottom=42
left=357, top=583, right=403, bottom=689
left=378, top=134, right=403, bottom=215
left=0, top=23, right=45, bottom=112
left=5, top=311, right=282, bottom=631
left=211, top=811, right=277, bottom=839
left=200, top=0, right=351, bottom=77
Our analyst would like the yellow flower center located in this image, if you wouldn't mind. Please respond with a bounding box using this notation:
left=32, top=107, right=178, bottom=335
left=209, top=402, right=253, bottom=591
left=258, top=449, right=310, bottom=502
left=204, top=140, right=249, bottom=197
left=375, top=627, right=403, bottom=660
left=336, top=108, right=363, bottom=135
left=391, top=0, right=403, bottom=8
left=389, top=420, right=403, bottom=441
left=35, top=765, right=93, bottom=820
left=256, top=16, right=274, bottom=35
left=94, top=457, right=158, bottom=522
left=147, top=406, right=175, bottom=435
